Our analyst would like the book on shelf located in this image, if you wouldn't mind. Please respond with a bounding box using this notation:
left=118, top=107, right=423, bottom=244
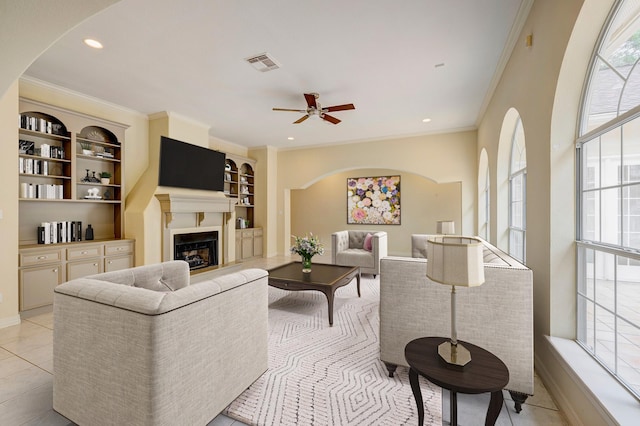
left=38, top=220, right=83, bottom=244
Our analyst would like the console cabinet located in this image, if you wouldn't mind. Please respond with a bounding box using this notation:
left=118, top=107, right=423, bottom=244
left=18, top=240, right=134, bottom=311
left=235, top=228, right=263, bottom=260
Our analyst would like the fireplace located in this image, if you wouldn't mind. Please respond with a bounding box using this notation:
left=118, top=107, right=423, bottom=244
left=174, top=231, right=218, bottom=270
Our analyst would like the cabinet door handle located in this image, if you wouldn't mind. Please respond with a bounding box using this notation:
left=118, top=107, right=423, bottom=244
left=52, top=268, right=58, bottom=273
left=81, top=251, right=88, bottom=255
left=108, top=261, right=113, bottom=264
left=93, top=263, right=98, bottom=267
left=37, top=255, right=47, bottom=260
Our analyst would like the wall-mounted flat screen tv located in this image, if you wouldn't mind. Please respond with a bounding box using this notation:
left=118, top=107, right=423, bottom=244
left=158, top=136, right=225, bottom=192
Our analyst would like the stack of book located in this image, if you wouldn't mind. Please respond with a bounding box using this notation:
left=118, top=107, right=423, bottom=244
left=38, top=221, right=82, bottom=244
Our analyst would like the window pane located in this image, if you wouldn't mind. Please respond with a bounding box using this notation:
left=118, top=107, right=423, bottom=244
left=578, top=247, right=595, bottom=300
left=583, top=138, right=600, bottom=189
left=584, top=58, right=624, bottom=132
left=601, top=187, right=621, bottom=245
left=511, top=120, right=526, bottom=173
left=595, top=305, right=616, bottom=372
left=617, top=318, right=640, bottom=396
left=601, top=128, right=621, bottom=187
left=595, top=251, right=616, bottom=312
left=509, top=229, right=524, bottom=262
left=577, top=295, right=595, bottom=351
left=620, top=60, right=640, bottom=114
left=623, top=118, right=640, bottom=184
left=617, top=254, right=640, bottom=327
left=582, top=189, right=600, bottom=241
left=623, top=184, right=640, bottom=249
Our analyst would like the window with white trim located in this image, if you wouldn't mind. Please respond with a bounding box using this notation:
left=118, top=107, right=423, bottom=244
left=577, top=0, right=640, bottom=400
left=509, top=118, right=526, bottom=262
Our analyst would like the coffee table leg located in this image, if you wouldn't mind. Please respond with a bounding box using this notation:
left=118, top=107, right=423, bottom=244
left=324, top=290, right=334, bottom=326
left=356, top=272, right=361, bottom=297
left=409, top=368, right=424, bottom=426
left=485, top=390, right=504, bottom=426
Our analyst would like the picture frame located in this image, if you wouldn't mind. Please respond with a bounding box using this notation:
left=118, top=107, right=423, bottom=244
left=347, top=175, right=400, bottom=225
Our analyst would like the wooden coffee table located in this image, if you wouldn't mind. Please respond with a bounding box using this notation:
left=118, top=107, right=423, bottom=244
left=268, top=262, right=360, bottom=326
left=405, top=337, right=509, bottom=426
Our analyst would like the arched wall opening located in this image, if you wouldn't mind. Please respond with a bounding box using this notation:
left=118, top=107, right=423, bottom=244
left=289, top=168, right=462, bottom=257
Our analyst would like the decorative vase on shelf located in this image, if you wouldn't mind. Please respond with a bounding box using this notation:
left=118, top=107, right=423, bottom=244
left=302, top=255, right=313, bottom=273
left=101, top=178, right=110, bottom=185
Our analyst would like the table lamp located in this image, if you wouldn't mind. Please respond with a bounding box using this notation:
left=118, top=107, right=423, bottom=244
left=436, top=220, right=455, bottom=235
left=426, top=236, right=485, bottom=368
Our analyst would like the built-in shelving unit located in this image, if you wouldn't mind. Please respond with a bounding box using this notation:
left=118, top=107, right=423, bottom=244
left=224, top=153, right=261, bottom=260
left=17, top=98, right=133, bottom=312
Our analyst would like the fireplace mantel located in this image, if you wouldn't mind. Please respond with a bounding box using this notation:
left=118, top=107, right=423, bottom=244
left=155, top=193, right=237, bottom=214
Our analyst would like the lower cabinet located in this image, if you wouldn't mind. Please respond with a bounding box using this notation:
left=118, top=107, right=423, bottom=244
left=18, top=239, right=135, bottom=311
left=235, top=228, right=263, bottom=260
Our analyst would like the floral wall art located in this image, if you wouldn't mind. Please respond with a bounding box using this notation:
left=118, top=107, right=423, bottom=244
left=347, top=176, right=401, bottom=225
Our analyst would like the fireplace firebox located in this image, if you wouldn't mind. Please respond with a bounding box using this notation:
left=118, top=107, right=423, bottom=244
left=174, top=231, right=218, bottom=270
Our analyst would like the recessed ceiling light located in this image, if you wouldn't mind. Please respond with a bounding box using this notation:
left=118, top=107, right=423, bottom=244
left=422, top=118, right=432, bottom=123
left=287, top=137, right=295, bottom=140
left=83, top=39, right=103, bottom=49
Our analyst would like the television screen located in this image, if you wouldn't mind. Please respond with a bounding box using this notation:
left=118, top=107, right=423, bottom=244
left=158, top=136, right=225, bottom=192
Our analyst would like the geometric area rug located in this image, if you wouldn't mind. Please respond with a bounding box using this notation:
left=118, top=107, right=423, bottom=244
left=224, top=274, right=442, bottom=425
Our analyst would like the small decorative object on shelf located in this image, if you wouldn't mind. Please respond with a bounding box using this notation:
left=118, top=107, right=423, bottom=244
left=99, top=171, right=111, bottom=185
left=80, top=142, right=93, bottom=156
left=290, top=233, right=325, bottom=273
left=85, top=187, right=101, bottom=200
left=85, top=224, right=94, bottom=241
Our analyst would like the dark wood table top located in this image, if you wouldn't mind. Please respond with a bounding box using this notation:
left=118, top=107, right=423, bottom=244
left=405, top=337, right=509, bottom=394
left=268, top=261, right=358, bottom=286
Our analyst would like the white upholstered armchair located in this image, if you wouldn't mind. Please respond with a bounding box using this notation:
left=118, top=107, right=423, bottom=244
left=331, top=230, right=388, bottom=276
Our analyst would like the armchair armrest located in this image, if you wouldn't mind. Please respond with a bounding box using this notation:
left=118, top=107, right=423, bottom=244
left=372, top=232, right=388, bottom=265
left=331, top=231, right=349, bottom=264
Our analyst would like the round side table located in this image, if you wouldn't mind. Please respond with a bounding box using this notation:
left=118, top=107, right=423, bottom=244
left=405, top=337, right=509, bottom=426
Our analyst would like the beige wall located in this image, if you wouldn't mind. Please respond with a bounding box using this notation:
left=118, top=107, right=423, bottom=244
left=0, top=82, right=20, bottom=327
left=276, top=131, right=477, bottom=256
left=290, top=169, right=461, bottom=257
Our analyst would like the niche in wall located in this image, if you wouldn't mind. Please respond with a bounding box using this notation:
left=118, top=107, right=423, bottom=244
left=290, top=169, right=461, bottom=257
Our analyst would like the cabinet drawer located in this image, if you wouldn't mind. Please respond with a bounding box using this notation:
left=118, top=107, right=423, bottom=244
left=19, top=248, right=63, bottom=267
left=67, top=245, right=102, bottom=260
left=241, top=230, right=254, bottom=239
left=105, top=254, right=133, bottom=272
left=104, top=241, right=134, bottom=256
left=19, top=264, right=64, bottom=311
left=253, top=228, right=263, bottom=237
left=67, top=260, right=102, bottom=280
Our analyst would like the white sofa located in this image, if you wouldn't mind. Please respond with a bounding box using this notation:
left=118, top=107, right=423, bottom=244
left=380, top=236, right=533, bottom=412
left=331, top=230, right=388, bottom=276
left=53, top=261, right=268, bottom=426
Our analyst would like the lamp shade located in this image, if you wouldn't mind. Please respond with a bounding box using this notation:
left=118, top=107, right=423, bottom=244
left=426, top=236, right=485, bottom=287
left=436, top=220, right=455, bottom=235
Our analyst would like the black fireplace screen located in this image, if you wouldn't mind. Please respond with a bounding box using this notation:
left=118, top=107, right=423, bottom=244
left=174, top=231, right=218, bottom=270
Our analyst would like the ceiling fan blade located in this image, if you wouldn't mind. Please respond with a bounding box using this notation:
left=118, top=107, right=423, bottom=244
left=324, top=103, right=355, bottom=112
left=273, top=108, right=307, bottom=113
left=304, top=93, right=317, bottom=109
left=321, top=114, right=341, bottom=124
left=294, top=115, right=309, bottom=124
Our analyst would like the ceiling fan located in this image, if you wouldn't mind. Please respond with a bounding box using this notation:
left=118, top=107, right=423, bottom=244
left=273, top=93, right=355, bottom=124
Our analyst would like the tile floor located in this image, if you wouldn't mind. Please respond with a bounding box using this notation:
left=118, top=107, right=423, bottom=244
left=0, top=256, right=569, bottom=425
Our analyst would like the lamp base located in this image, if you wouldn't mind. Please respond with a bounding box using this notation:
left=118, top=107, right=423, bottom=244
left=438, top=341, right=471, bottom=370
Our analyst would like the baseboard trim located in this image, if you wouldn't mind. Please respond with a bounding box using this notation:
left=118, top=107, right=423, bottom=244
left=0, top=315, right=21, bottom=329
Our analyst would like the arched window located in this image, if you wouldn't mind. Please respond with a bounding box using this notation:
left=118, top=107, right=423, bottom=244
left=478, top=149, right=490, bottom=240
left=509, top=118, right=526, bottom=262
left=577, top=0, right=640, bottom=399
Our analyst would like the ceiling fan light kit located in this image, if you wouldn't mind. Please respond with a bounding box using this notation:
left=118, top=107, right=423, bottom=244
left=273, top=92, right=355, bottom=125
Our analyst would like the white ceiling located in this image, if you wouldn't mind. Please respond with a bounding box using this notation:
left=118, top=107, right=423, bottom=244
left=25, top=0, right=528, bottom=149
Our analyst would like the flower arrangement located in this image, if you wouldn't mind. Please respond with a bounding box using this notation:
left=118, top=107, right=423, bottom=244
left=290, top=233, right=325, bottom=259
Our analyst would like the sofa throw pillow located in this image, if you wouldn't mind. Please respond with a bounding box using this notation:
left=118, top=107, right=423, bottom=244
left=363, top=233, right=373, bottom=251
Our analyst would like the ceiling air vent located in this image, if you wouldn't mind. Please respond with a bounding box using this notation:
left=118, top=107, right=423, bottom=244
left=245, top=52, right=280, bottom=72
